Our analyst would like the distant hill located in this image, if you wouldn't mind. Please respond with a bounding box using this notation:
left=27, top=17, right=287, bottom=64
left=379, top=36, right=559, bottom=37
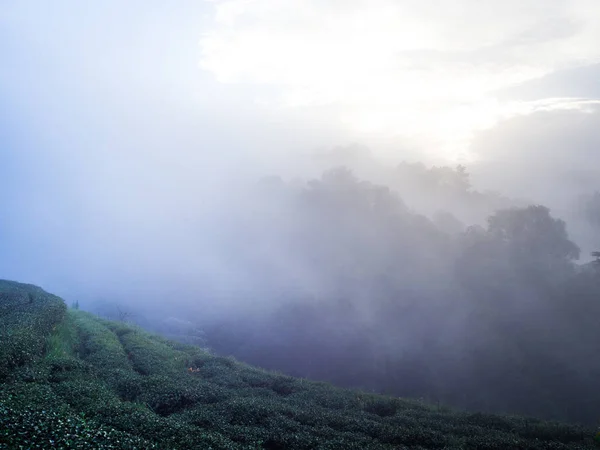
left=0, top=279, right=598, bottom=449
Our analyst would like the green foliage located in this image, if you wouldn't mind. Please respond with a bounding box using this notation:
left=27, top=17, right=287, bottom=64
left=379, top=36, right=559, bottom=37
left=72, top=311, right=132, bottom=372
left=45, top=310, right=78, bottom=359
left=116, top=327, right=189, bottom=375
left=0, top=402, right=157, bottom=449
left=0, top=281, right=598, bottom=449
left=0, top=280, right=66, bottom=381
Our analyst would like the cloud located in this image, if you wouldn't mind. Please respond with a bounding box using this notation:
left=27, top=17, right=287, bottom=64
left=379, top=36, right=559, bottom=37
left=2, top=0, right=600, bottom=301
left=466, top=102, right=600, bottom=254
left=496, top=63, right=600, bottom=101
left=201, top=0, right=600, bottom=91
left=199, top=0, right=600, bottom=160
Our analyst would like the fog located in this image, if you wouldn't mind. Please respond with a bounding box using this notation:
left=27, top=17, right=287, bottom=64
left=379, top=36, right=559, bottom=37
left=2, top=0, right=600, bottom=425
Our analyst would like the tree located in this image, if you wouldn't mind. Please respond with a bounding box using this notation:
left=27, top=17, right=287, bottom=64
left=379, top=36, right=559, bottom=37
left=433, top=210, right=465, bottom=235
left=456, top=205, right=580, bottom=297
left=487, top=205, right=580, bottom=265
left=396, top=162, right=471, bottom=195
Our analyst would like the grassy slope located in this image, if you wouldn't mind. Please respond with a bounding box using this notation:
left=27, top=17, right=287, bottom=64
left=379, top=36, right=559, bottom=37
left=0, top=280, right=598, bottom=449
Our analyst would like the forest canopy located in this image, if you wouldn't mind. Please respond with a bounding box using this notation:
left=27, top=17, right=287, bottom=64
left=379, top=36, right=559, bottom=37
left=105, top=163, right=600, bottom=426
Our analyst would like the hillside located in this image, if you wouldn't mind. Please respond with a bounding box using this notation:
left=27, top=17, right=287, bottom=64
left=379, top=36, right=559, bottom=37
left=0, top=280, right=597, bottom=449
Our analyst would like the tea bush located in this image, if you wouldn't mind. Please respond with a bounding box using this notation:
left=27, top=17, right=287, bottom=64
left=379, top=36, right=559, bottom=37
left=1, top=280, right=597, bottom=449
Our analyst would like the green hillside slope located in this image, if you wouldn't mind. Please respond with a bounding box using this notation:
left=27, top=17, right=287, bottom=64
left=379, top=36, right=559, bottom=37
left=0, top=280, right=597, bottom=449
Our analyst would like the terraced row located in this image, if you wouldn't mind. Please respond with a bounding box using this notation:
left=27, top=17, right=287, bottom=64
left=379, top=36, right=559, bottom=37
left=1, top=280, right=597, bottom=449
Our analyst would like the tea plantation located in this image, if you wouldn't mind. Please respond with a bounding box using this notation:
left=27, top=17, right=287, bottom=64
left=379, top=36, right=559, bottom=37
left=0, top=280, right=597, bottom=449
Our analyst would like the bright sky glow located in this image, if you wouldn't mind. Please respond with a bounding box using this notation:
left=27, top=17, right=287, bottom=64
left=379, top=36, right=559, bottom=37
left=200, top=0, right=600, bottom=161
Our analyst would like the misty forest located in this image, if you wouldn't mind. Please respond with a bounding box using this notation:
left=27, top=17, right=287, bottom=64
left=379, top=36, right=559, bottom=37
left=91, top=162, right=600, bottom=426
left=3, top=1, right=600, bottom=449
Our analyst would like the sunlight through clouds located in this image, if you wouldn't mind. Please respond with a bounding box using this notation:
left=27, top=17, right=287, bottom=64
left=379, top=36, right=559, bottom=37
left=199, top=0, right=600, bottom=160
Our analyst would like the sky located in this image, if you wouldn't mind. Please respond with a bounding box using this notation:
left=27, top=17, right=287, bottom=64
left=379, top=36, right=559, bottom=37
left=1, top=0, right=600, bottom=298
left=198, top=0, right=600, bottom=161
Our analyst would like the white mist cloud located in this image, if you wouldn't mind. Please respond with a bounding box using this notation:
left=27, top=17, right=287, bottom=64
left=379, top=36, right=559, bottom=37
left=200, top=0, right=600, bottom=160
left=2, top=0, right=600, bottom=302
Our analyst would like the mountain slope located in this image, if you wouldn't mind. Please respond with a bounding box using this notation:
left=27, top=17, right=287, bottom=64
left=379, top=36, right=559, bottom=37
left=0, top=280, right=597, bottom=449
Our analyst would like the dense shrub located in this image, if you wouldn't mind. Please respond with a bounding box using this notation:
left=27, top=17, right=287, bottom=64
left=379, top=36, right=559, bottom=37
left=0, top=280, right=66, bottom=380
left=1, top=281, right=597, bottom=449
left=0, top=404, right=157, bottom=449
